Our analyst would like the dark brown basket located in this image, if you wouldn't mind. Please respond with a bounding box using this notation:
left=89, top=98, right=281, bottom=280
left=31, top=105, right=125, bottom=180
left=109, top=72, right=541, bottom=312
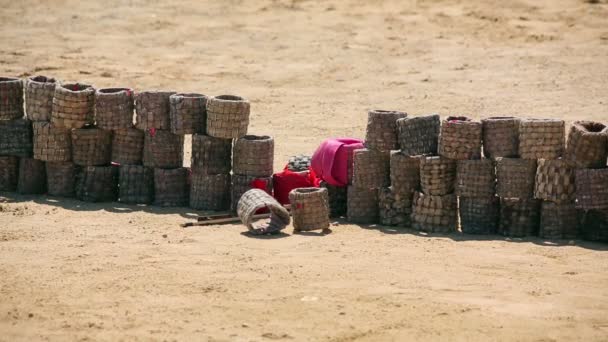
left=419, top=156, right=456, bottom=196
left=142, top=129, right=184, bottom=168
left=46, top=162, right=78, bottom=197
left=575, top=168, right=608, bottom=210
left=390, top=151, right=421, bottom=196
left=33, top=121, right=72, bottom=162
left=456, top=159, right=495, bottom=198
left=534, top=159, right=575, bottom=203
left=539, top=201, right=578, bottom=239
left=495, top=158, right=536, bottom=199
left=289, top=187, right=330, bottom=232
left=0, top=156, right=18, bottom=191
left=111, top=128, right=144, bottom=165
left=189, top=171, right=231, bottom=211
left=71, top=127, right=112, bottom=166
left=191, top=134, right=232, bottom=174
left=169, top=93, right=207, bottom=135
left=459, top=196, right=499, bottom=234
left=76, top=165, right=118, bottom=202
left=518, top=119, right=565, bottom=160
left=0, top=77, right=24, bottom=120
left=118, top=165, right=154, bottom=204
left=352, top=148, right=390, bottom=189
left=482, top=116, right=520, bottom=158
left=320, top=181, right=347, bottom=217
left=153, top=167, right=189, bottom=207
left=379, top=186, right=413, bottom=227
left=237, top=189, right=290, bottom=235
left=0, top=119, right=33, bottom=157
left=499, top=198, right=540, bottom=237
left=17, top=158, right=46, bottom=194
left=396, top=114, right=440, bottom=156
left=231, top=174, right=273, bottom=211
left=206, top=95, right=250, bottom=139
left=364, top=109, right=407, bottom=152
left=51, top=83, right=95, bottom=128
left=565, top=121, right=607, bottom=169
left=438, top=116, right=482, bottom=160
left=233, top=135, right=274, bottom=177
left=25, top=75, right=57, bottom=121
left=347, top=186, right=379, bottom=224
left=95, top=87, right=134, bottom=130
left=134, top=90, right=175, bottom=130
left=411, top=192, right=457, bottom=233
left=579, top=210, right=608, bottom=242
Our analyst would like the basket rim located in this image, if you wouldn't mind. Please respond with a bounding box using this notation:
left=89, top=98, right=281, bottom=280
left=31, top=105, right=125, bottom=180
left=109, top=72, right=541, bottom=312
left=212, top=94, right=247, bottom=102
left=59, top=82, right=93, bottom=93
left=97, top=87, right=132, bottom=94
left=28, top=75, right=57, bottom=84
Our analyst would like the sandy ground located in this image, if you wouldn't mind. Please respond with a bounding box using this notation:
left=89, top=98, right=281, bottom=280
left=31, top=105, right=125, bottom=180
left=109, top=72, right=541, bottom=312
left=1, top=0, right=608, bottom=340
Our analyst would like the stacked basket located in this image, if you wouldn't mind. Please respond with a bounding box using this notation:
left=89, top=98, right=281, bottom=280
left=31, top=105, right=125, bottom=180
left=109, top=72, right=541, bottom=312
left=0, top=77, right=28, bottom=192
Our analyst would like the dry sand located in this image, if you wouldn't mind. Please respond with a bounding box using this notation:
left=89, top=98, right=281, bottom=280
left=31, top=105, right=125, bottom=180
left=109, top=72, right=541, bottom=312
left=1, top=0, right=608, bottom=340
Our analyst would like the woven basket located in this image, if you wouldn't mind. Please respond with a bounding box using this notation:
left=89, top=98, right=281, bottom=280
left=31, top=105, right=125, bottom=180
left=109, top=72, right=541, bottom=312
left=379, top=186, right=413, bottom=227
left=191, top=134, right=232, bottom=174
left=25, top=75, right=57, bottom=121
left=51, top=83, right=95, bottom=128
left=438, top=116, right=482, bottom=160
left=118, top=165, right=154, bottom=204
left=0, top=119, right=33, bottom=157
left=289, top=187, right=330, bottom=232
left=495, top=158, right=536, bottom=199
left=111, top=128, right=144, bottom=165
left=0, top=156, right=19, bottom=192
left=481, top=116, right=520, bottom=158
left=153, top=167, right=189, bottom=207
left=459, top=196, right=499, bottom=234
left=76, top=165, right=118, bottom=202
left=456, top=159, right=495, bottom=198
left=364, top=109, right=408, bottom=152
left=134, top=90, right=175, bottom=130
left=32, top=121, right=72, bottom=162
left=287, top=154, right=312, bottom=172
left=17, top=158, right=46, bottom=194
left=169, top=93, right=207, bottom=135
left=396, top=114, right=440, bottom=156
left=519, top=119, right=565, bottom=160
left=346, top=186, right=379, bottom=224
left=94, top=87, right=134, bottom=130
left=534, top=159, right=575, bottom=203
left=237, top=188, right=290, bottom=235
left=231, top=174, right=273, bottom=211
left=142, top=129, right=184, bottom=168
left=579, top=210, right=608, bottom=242
left=419, top=156, right=456, bottom=196
left=498, top=198, right=540, bottom=237
left=0, top=77, right=24, bottom=120
left=352, top=148, right=390, bottom=189
left=575, top=168, right=608, bottom=210
left=390, top=151, right=421, bottom=196
left=46, top=162, right=77, bottom=197
left=189, top=172, right=231, bottom=211
left=320, top=181, right=347, bottom=217
left=233, top=135, right=274, bottom=177
left=565, top=121, right=607, bottom=169
left=539, top=201, right=578, bottom=239
left=411, top=192, right=457, bottom=233
left=206, top=95, right=250, bottom=139
left=71, top=127, right=112, bottom=166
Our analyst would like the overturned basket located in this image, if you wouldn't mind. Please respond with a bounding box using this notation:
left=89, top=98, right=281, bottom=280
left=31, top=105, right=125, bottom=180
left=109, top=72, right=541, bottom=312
left=289, top=187, right=330, bottom=232
left=237, top=189, right=290, bottom=235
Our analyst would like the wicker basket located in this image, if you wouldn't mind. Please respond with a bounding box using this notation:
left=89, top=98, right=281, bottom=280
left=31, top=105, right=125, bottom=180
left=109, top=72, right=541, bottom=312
left=347, top=186, right=379, bottom=224
left=191, top=134, right=232, bottom=174
left=287, top=154, right=312, bottom=172
left=237, top=189, right=290, bottom=235
left=518, top=119, right=565, bottom=160
left=25, top=75, right=57, bottom=121
left=169, top=93, right=207, bottom=135
left=364, top=109, right=408, bottom=152
left=206, top=95, right=250, bottom=139
left=579, top=210, right=608, bottom=242
left=46, top=162, right=78, bottom=197
left=231, top=174, right=273, bottom=211
left=534, top=159, right=575, bottom=203
left=352, top=148, right=390, bottom=189
left=539, top=201, right=578, bottom=239
left=289, top=187, right=330, bottom=232
left=17, top=158, right=46, bottom=194
left=51, top=83, right=95, bottom=128
left=0, top=77, right=24, bottom=120
left=0, top=156, right=19, bottom=192
left=419, top=156, right=456, bottom=196
left=495, top=158, right=536, bottom=199
left=111, top=128, right=144, bottom=165
left=498, top=198, right=540, bottom=237
left=459, top=196, right=499, bottom=234
left=95, top=87, right=134, bottom=130
left=396, top=114, right=440, bottom=156
left=233, top=135, right=274, bottom=177
left=390, top=151, right=421, bottom=196
left=71, top=127, right=113, bottom=166
left=32, top=121, right=72, bottom=162
left=455, top=159, right=495, bottom=198
left=575, top=168, right=608, bottom=210
left=189, top=171, right=231, bottom=211
left=118, top=165, right=154, bottom=204
left=565, top=121, right=607, bottom=169
left=438, top=116, right=482, bottom=160
left=378, top=187, right=413, bottom=227
left=134, top=90, right=175, bottom=130
left=0, top=119, right=33, bottom=157
left=320, top=181, right=347, bottom=217
left=411, top=192, right=457, bottom=233
left=76, top=165, right=118, bottom=202
left=153, top=167, right=189, bottom=207
left=142, top=129, right=184, bottom=168
left=481, top=116, right=520, bottom=158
